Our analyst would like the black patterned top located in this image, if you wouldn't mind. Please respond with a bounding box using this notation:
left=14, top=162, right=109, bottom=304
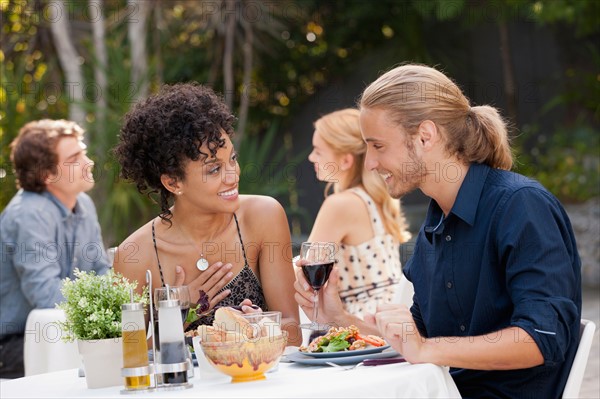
left=151, top=213, right=267, bottom=330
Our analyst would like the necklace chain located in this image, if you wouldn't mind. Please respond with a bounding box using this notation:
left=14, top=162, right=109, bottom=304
left=174, top=214, right=234, bottom=271
left=175, top=222, right=209, bottom=271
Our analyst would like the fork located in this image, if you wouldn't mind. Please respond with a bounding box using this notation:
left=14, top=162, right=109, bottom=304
left=325, top=361, right=363, bottom=371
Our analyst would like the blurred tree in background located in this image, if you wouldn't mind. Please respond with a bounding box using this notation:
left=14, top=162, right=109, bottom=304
left=1, top=0, right=598, bottom=246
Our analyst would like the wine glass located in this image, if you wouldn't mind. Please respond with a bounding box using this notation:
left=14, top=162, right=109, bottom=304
left=298, top=242, right=336, bottom=330
left=154, top=286, right=191, bottom=324
left=153, top=286, right=195, bottom=379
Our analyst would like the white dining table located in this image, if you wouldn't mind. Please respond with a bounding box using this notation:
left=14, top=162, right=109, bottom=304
left=1, top=355, right=461, bottom=398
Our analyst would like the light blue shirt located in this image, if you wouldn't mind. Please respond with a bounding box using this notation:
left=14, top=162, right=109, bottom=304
left=0, top=190, right=111, bottom=338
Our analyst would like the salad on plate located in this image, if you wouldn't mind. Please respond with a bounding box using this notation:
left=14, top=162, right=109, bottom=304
left=299, top=325, right=386, bottom=353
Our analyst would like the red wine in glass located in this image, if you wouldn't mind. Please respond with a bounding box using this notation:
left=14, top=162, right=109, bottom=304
left=180, top=306, right=190, bottom=323
left=302, top=262, right=334, bottom=290
left=298, top=242, right=336, bottom=330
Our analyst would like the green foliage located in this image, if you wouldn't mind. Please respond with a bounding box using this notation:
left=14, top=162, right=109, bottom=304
left=3, top=0, right=598, bottom=233
left=412, top=0, right=465, bottom=21
left=239, top=120, right=293, bottom=198
left=0, top=1, right=64, bottom=209
left=406, top=0, right=600, bottom=202
left=237, top=120, right=311, bottom=226
left=82, top=39, right=157, bottom=247
left=512, top=2, right=599, bottom=202
left=57, top=269, right=148, bottom=342
left=515, top=124, right=600, bottom=202
left=526, top=0, right=600, bottom=37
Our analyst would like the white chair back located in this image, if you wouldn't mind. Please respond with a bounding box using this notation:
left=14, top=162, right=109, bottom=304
left=299, top=307, right=312, bottom=345
left=392, top=274, right=415, bottom=308
left=24, top=309, right=81, bottom=376
left=107, top=246, right=117, bottom=265
left=562, top=318, right=596, bottom=398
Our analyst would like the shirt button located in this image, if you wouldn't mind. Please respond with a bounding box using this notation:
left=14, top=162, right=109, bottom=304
left=446, top=281, right=453, bottom=289
left=0, top=361, right=3, bottom=367
left=460, top=325, right=466, bottom=332
left=445, top=235, right=452, bottom=241
left=73, top=257, right=78, bottom=263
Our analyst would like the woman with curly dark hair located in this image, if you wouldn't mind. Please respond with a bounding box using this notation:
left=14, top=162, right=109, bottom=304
left=113, top=83, right=300, bottom=344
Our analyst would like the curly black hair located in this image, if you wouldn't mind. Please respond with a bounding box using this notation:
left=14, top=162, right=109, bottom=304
left=114, top=83, right=236, bottom=222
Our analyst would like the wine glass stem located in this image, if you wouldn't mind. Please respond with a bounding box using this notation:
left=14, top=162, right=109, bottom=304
left=313, top=290, right=319, bottom=325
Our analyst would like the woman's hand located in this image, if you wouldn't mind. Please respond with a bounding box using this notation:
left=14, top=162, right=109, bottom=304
left=293, top=265, right=345, bottom=325
left=173, top=262, right=233, bottom=311
left=238, top=298, right=262, bottom=314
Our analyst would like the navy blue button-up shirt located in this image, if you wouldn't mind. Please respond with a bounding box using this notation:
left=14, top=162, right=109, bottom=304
left=404, top=163, right=581, bottom=399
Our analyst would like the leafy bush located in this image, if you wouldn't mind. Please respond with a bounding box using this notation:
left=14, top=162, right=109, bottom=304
left=515, top=124, right=600, bottom=202
left=57, top=269, right=148, bottom=342
left=237, top=120, right=311, bottom=234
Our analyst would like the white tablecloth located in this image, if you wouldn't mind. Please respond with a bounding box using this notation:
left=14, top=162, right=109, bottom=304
left=1, top=359, right=461, bottom=398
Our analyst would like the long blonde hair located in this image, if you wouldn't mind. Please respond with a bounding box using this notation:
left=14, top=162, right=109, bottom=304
left=314, top=108, right=411, bottom=243
left=360, top=64, right=513, bottom=170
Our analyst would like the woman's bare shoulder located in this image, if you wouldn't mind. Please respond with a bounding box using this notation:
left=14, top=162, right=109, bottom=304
left=237, top=195, right=288, bottom=237
left=238, top=194, right=285, bottom=218
left=114, top=219, right=155, bottom=272
left=320, top=190, right=366, bottom=217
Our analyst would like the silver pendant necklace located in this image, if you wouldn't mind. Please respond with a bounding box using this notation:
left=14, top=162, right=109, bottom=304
left=176, top=223, right=209, bottom=271
left=196, top=257, right=209, bottom=271
left=176, top=214, right=233, bottom=272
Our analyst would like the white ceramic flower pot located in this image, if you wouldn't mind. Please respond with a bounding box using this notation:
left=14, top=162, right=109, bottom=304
left=78, top=337, right=123, bottom=389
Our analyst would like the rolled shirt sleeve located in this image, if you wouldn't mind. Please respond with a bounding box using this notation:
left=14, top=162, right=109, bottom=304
left=496, top=187, right=581, bottom=366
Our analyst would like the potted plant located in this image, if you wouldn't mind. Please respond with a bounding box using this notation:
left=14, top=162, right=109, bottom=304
left=57, top=269, right=148, bottom=388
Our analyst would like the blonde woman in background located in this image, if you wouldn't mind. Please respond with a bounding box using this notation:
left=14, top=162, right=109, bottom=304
left=306, top=108, right=411, bottom=318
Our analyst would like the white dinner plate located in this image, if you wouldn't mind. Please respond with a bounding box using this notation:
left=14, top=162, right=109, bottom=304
left=287, top=347, right=399, bottom=365
left=300, top=344, right=390, bottom=358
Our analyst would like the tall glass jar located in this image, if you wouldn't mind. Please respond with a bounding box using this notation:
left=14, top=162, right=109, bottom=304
left=157, top=299, right=189, bottom=386
left=121, top=302, right=151, bottom=390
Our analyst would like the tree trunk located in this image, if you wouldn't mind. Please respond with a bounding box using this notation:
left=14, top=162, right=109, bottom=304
left=128, top=0, right=151, bottom=101
left=207, top=36, right=223, bottom=87
left=48, top=0, right=86, bottom=128
left=498, top=21, right=518, bottom=126
left=154, top=1, right=164, bottom=86
left=236, top=16, right=254, bottom=145
left=90, top=0, right=107, bottom=147
left=223, top=0, right=237, bottom=109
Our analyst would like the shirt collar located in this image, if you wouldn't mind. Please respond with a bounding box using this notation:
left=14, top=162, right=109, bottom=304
left=423, top=163, right=489, bottom=242
left=423, top=200, right=445, bottom=243
left=450, top=163, right=489, bottom=226
left=41, top=191, right=86, bottom=219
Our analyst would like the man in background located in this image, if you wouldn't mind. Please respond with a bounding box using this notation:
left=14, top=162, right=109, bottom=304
left=1, top=119, right=111, bottom=378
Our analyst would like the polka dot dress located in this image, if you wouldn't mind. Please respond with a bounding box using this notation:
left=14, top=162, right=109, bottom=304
left=337, top=188, right=401, bottom=318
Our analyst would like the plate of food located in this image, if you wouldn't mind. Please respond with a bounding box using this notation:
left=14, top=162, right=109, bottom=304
left=298, top=325, right=390, bottom=358
left=287, top=347, right=400, bottom=366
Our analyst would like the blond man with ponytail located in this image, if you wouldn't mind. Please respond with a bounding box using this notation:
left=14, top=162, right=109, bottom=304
left=306, top=108, right=411, bottom=317
left=295, top=65, right=581, bottom=398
